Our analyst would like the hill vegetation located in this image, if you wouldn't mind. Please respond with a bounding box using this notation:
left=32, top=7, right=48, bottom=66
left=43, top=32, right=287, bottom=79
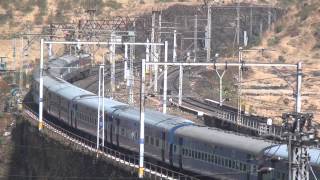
left=243, top=0, right=320, bottom=121
left=0, top=0, right=319, bottom=121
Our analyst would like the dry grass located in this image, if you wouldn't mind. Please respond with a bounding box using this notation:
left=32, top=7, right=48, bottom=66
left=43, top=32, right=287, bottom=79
left=243, top=0, right=320, bottom=122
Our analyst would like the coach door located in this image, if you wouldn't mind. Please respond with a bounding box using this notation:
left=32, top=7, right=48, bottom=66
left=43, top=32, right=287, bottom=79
left=110, top=116, right=113, bottom=145
left=179, top=137, right=183, bottom=169
left=70, top=103, right=76, bottom=128
left=161, top=131, right=165, bottom=162
left=116, top=118, right=120, bottom=147
left=104, top=113, right=108, bottom=145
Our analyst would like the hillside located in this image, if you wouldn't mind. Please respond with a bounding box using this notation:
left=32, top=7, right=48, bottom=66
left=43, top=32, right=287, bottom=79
left=0, top=0, right=319, bottom=122
left=243, top=0, right=320, bottom=122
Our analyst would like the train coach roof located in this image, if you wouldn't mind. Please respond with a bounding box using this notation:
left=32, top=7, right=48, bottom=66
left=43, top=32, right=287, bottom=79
left=52, top=54, right=89, bottom=65
left=115, top=106, right=193, bottom=129
left=75, top=97, right=193, bottom=129
left=75, top=97, right=127, bottom=112
left=176, top=125, right=273, bottom=154
left=43, top=76, right=94, bottom=100
left=47, top=54, right=90, bottom=76
left=264, top=144, right=320, bottom=167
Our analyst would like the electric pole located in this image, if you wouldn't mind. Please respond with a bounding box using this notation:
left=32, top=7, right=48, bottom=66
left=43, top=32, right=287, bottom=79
left=283, top=62, right=317, bottom=180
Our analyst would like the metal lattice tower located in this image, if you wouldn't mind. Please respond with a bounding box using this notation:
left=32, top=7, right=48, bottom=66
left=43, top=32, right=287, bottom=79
left=282, top=112, right=316, bottom=180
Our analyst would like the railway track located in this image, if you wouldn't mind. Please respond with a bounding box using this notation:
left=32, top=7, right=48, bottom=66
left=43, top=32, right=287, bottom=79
left=22, top=98, right=199, bottom=180
left=160, top=67, right=284, bottom=139
left=70, top=61, right=283, bottom=139
left=73, top=61, right=141, bottom=93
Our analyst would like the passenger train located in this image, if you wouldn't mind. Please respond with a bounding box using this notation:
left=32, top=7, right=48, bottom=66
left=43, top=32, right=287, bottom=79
left=31, top=54, right=320, bottom=180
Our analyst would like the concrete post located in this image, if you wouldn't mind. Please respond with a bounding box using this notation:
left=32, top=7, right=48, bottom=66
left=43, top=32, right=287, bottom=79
left=194, top=14, right=198, bottom=62
left=124, top=44, right=128, bottom=81
left=162, top=41, right=168, bottom=114
left=207, top=5, right=212, bottom=62
left=138, top=59, right=146, bottom=178
left=12, top=38, right=16, bottom=84
left=216, top=70, right=226, bottom=106
left=178, top=65, right=183, bottom=106
left=173, top=30, right=177, bottom=62
left=38, top=39, right=44, bottom=131
left=110, top=43, right=115, bottom=98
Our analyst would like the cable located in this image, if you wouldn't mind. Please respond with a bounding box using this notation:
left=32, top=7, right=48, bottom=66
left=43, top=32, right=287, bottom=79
left=308, top=160, right=319, bottom=180
left=0, top=175, right=138, bottom=179
left=0, top=143, right=91, bottom=153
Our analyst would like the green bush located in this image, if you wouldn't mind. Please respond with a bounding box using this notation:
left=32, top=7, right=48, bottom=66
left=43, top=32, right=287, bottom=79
left=313, top=41, right=320, bottom=50
left=54, top=9, right=70, bottom=23
left=0, top=9, right=12, bottom=24
left=46, top=12, right=54, bottom=24
left=278, top=55, right=286, bottom=63
left=57, top=0, right=72, bottom=14
left=279, top=0, right=297, bottom=7
left=36, top=0, right=47, bottom=16
left=314, top=25, right=320, bottom=40
left=157, top=0, right=173, bottom=2
left=34, top=13, right=43, bottom=25
left=105, top=0, right=122, bottom=10
left=298, top=4, right=316, bottom=21
left=14, top=0, right=35, bottom=14
left=0, top=0, right=11, bottom=9
left=275, top=25, right=283, bottom=34
left=267, top=36, right=280, bottom=46
left=250, top=35, right=261, bottom=46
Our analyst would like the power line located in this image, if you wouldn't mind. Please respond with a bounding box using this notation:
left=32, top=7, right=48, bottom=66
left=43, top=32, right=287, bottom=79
left=0, top=175, right=138, bottom=179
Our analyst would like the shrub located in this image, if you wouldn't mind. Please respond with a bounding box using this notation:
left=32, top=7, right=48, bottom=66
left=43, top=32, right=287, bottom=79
left=105, top=0, right=122, bottom=10
left=267, top=36, right=280, bottom=46
left=278, top=55, right=286, bottom=63
left=250, top=35, right=261, bottom=46
left=313, top=41, right=320, bottom=50
left=0, top=9, right=13, bottom=24
left=0, top=0, right=11, bottom=9
left=279, top=0, right=296, bottom=7
left=34, top=13, right=43, bottom=25
left=298, top=4, right=316, bottom=21
left=46, top=12, right=54, bottom=24
left=14, top=0, right=35, bottom=14
left=275, top=25, right=283, bottom=34
left=57, top=0, right=72, bottom=14
left=36, top=0, right=47, bottom=16
left=314, top=25, right=320, bottom=40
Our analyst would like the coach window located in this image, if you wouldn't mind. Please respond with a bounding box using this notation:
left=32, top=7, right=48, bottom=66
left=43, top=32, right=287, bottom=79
left=121, top=128, right=125, bottom=136
left=150, top=137, right=154, bottom=145
left=243, top=164, right=247, bottom=172
left=192, top=150, right=195, bottom=158
left=155, top=139, right=159, bottom=147
left=145, top=136, right=149, bottom=144
left=240, top=162, right=243, bottom=171
left=220, top=157, right=224, bottom=166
